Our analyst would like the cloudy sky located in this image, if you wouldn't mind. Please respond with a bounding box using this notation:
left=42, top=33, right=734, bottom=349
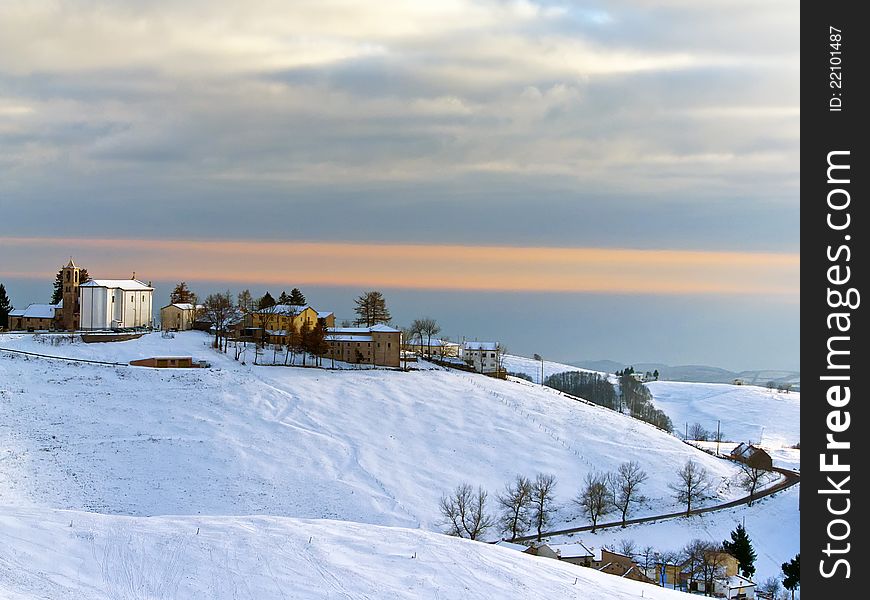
left=0, top=0, right=799, bottom=371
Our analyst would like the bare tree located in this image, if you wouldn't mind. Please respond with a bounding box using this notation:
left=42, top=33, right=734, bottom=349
left=669, top=460, right=713, bottom=516
left=575, top=471, right=612, bottom=533
left=612, top=461, right=648, bottom=527
left=496, top=475, right=533, bottom=541
left=758, top=577, right=782, bottom=599
left=688, top=422, right=709, bottom=441
left=682, top=539, right=728, bottom=596
left=616, top=539, right=637, bottom=561
left=417, top=317, right=441, bottom=357
left=737, top=462, right=771, bottom=506
left=439, top=483, right=493, bottom=540
left=638, top=545, right=657, bottom=576
left=530, top=473, right=557, bottom=541
left=202, top=291, right=238, bottom=352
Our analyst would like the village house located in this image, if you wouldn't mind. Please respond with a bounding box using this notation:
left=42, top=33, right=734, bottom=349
left=589, top=548, right=655, bottom=584
left=402, top=335, right=461, bottom=358
left=547, top=543, right=595, bottom=567
left=714, top=574, right=757, bottom=599
left=6, top=302, right=62, bottom=331
left=730, top=443, right=773, bottom=470
left=677, top=550, right=741, bottom=595
left=325, top=324, right=401, bottom=367
left=249, top=304, right=335, bottom=344
left=462, top=341, right=502, bottom=374
left=159, top=303, right=201, bottom=331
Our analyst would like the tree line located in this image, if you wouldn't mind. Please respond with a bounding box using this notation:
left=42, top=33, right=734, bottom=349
left=543, top=370, right=673, bottom=432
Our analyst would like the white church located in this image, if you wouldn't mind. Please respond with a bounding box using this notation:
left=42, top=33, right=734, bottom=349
left=79, top=278, right=154, bottom=330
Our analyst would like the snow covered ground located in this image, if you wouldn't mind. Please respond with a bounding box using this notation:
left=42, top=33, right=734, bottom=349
left=549, top=484, right=800, bottom=591
left=0, top=332, right=743, bottom=526
left=0, top=506, right=702, bottom=600
left=646, top=381, right=800, bottom=449
left=502, top=353, right=610, bottom=384
left=1, top=333, right=775, bottom=598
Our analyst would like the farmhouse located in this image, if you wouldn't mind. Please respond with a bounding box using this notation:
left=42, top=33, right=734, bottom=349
left=730, top=443, right=773, bottom=470
left=6, top=303, right=62, bottom=331
left=402, top=335, right=461, bottom=358
left=462, top=341, right=502, bottom=374
left=251, top=305, right=336, bottom=344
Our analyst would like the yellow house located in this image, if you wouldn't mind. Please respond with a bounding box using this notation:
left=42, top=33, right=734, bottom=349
left=251, top=304, right=336, bottom=344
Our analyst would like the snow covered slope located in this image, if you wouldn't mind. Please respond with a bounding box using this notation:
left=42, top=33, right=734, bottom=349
left=1, top=332, right=741, bottom=528
left=646, top=381, right=799, bottom=448
left=502, top=353, right=610, bottom=383
left=0, top=507, right=698, bottom=600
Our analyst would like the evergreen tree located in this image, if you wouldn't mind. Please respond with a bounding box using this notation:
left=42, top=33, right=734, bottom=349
left=277, top=291, right=291, bottom=305
left=258, top=292, right=276, bottom=309
left=170, top=281, right=196, bottom=305
left=353, top=290, right=391, bottom=326
left=51, top=267, right=89, bottom=304
left=288, top=288, right=306, bottom=305
left=722, top=524, right=757, bottom=578
left=0, top=283, right=13, bottom=328
left=781, top=554, right=799, bottom=599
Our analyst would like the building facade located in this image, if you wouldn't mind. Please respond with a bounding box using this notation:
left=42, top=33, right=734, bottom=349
left=325, top=324, right=401, bottom=367
left=462, top=341, right=502, bottom=374
left=160, top=303, right=200, bottom=331
left=6, top=303, right=62, bottom=331
left=79, top=279, right=154, bottom=330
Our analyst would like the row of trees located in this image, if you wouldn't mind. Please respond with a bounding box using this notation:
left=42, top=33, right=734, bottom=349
left=440, top=459, right=717, bottom=545
left=543, top=370, right=672, bottom=432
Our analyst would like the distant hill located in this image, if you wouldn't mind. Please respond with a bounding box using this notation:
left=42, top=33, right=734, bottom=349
left=569, top=360, right=800, bottom=389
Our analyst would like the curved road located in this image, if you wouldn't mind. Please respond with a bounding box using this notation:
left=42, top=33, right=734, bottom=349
left=514, top=465, right=799, bottom=543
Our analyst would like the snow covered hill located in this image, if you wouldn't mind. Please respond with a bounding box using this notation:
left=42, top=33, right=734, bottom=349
left=0, top=506, right=699, bottom=600
left=1, top=332, right=757, bottom=598
left=1, top=332, right=742, bottom=527
left=646, top=381, right=799, bottom=448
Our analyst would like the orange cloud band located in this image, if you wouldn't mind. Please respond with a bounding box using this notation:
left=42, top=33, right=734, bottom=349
left=0, top=236, right=799, bottom=296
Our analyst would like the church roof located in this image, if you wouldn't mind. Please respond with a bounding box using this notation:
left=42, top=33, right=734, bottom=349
left=81, top=279, right=153, bottom=291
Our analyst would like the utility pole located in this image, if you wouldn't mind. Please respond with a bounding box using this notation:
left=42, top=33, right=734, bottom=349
left=716, top=420, right=721, bottom=455
left=533, top=354, right=544, bottom=385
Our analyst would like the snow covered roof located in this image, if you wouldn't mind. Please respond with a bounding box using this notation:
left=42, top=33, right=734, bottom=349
left=162, top=303, right=196, bottom=310
left=81, top=279, right=153, bottom=291
left=14, top=303, right=61, bottom=319
left=329, top=335, right=374, bottom=342
left=463, top=341, right=498, bottom=351
left=405, top=336, right=459, bottom=347
left=494, top=541, right=531, bottom=553
left=317, top=311, right=334, bottom=319
left=720, top=574, right=756, bottom=589
left=730, top=442, right=768, bottom=460
left=330, top=324, right=400, bottom=334
left=549, top=543, right=594, bottom=559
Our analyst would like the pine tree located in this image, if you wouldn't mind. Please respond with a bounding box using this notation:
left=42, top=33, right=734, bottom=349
left=237, top=289, right=254, bottom=312
left=0, top=283, right=13, bottom=328
left=353, top=291, right=391, bottom=326
left=258, top=292, right=276, bottom=309
left=288, top=288, right=306, bottom=305
left=170, top=281, right=196, bottom=305
left=277, top=291, right=291, bottom=305
left=722, top=524, right=757, bottom=578
left=51, top=268, right=89, bottom=304
left=781, top=554, right=799, bottom=599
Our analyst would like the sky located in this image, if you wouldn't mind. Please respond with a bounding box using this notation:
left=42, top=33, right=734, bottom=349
left=0, top=0, right=799, bottom=371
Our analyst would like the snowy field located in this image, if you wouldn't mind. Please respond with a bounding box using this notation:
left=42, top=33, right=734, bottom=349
left=0, top=332, right=743, bottom=526
left=549, top=484, right=800, bottom=590
left=646, top=381, right=799, bottom=449
left=0, top=506, right=701, bottom=600
left=1, top=332, right=774, bottom=598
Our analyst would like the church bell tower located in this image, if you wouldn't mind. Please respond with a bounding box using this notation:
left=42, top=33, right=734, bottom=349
left=61, top=258, right=81, bottom=331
